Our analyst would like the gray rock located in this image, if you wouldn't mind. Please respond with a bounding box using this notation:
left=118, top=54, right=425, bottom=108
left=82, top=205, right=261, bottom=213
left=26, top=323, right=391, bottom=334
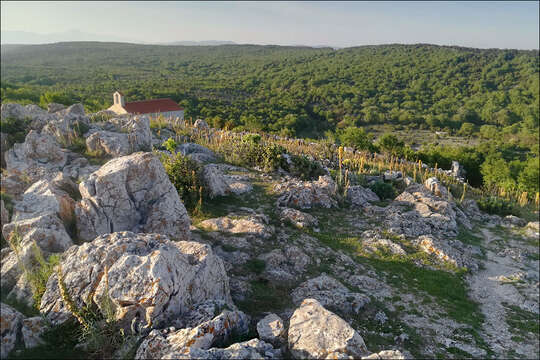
left=502, top=215, right=526, bottom=227
left=275, top=175, right=337, bottom=209
left=85, top=115, right=151, bottom=157
left=201, top=164, right=252, bottom=198
left=279, top=207, right=318, bottom=228
left=383, top=171, right=402, bottom=181
left=47, top=103, right=66, bottom=113
left=199, top=212, right=273, bottom=240
left=288, top=298, right=369, bottom=359
left=0, top=200, right=9, bottom=227
left=424, top=177, right=451, bottom=199
left=40, top=232, right=232, bottom=331
left=21, top=316, right=45, bottom=349
left=451, top=160, right=466, bottom=179
left=257, top=313, right=285, bottom=346
left=0, top=132, right=8, bottom=168
left=346, top=185, right=380, bottom=207
left=0, top=303, right=23, bottom=359
left=194, top=119, right=209, bottom=129
left=291, top=275, right=369, bottom=315
left=75, top=152, right=190, bottom=242
left=135, top=310, right=249, bottom=359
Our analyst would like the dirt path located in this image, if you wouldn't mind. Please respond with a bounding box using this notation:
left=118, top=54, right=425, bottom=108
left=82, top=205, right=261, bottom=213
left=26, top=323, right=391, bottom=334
left=467, top=228, right=539, bottom=358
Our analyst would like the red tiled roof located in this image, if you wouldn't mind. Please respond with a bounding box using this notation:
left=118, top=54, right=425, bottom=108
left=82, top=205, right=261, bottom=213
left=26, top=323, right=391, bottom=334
left=123, top=98, right=183, bottom=114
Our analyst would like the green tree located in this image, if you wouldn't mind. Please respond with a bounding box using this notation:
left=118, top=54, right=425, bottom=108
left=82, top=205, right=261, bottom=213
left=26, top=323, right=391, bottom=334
left=338, top=127, right=373, bottom=151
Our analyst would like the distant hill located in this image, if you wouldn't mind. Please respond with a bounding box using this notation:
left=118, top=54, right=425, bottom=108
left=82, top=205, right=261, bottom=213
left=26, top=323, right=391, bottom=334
left=0, top=30, right=138, bottom=44
left=156, top=40, right=237, bottom=46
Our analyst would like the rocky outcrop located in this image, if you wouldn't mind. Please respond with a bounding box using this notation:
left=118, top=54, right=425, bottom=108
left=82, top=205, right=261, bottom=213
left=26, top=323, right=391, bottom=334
left=258, top=245, right=311, bottom=282
left=414, top=235, right=479, bottom=271
left=0, top=200, right=9, bottom=226
left=42, top=103, right=90, bottom=143
left=47, top=103, right=66, bottom=113
left=278, top=207, right=318, bottom=228
left=424, top=177, right=451, bottom=199
left=0, top=303, right=23, bottom=359
left=1, top=103, right=55, bottom=131
left=75, top=152, right=190, bottom=242
left=178, top=142, right=218, bottom=164
left=85, top=115, right=151, bottom=157
left=193, top=119, right=209, bottom=130
left=383, top=183, right=470, bottom=238
left=40, top=232, right=232, bottom=331
left=135, top=309, right=249, bottom=359
left=346, top=185, right=380, bottom=207
left=5, top=130, right=67, bottom=184
left=274, top=175, right=337, bottom=209
left=288, top=298, right=369, bottom=359
left=291, top=275, right=370, bottom=315
left=202, top=164, right=252, bottom=198
left=363, top=350, right=406, bottom=359
left=257, top=313, right=285, bottom=346
left=21, top=317, right=45, bottom=349
left=199, top=212, right=273, bottom=240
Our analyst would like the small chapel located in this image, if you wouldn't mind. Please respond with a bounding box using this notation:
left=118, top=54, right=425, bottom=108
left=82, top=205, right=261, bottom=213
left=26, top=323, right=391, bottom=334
left=107, top=91, right=184, bottom=120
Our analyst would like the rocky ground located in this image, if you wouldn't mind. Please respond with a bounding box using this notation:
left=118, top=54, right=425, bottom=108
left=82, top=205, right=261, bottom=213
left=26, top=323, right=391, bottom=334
left=1, top=103, right=538, bottom=359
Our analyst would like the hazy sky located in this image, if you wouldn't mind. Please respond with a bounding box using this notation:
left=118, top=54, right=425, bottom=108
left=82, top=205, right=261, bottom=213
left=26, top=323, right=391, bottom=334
left=1, top=1, right=539, bottom=49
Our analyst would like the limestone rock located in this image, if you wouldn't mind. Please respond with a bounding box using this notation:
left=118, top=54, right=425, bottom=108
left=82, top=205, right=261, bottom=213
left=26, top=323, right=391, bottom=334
left=384, top=183, right=467, bottom=238
left=346, top=185, right=380, bottom=207
left=199, top=212, right=273, bottom=240
left=279, top=207, right=318, bottom=228
left=206, top=338, right=281, bottom=359
left=258, top=246, right=310, bottom=282
left=288, top=298, right=369, bottom=359
left=361, top=231, right=406, bottom=256
left=502, top=215, right=526, bottom=228
left=178, top=142, right=218, bottom=164
left=424, top=177, right=451, bottom=199
left=0, top=200, right=9, bottom=227
left=202, top=164, right=252, bottom=198
left=7, top=273, right=34, bottom=308
left=85, top=115, right=151, bottom=157
left=40, top=232, right=232, bottom=331
left=194, top=119, right=209, bottom=129
left=75, top=152, right=190, bottom=242
left=21, top=317, right=45, bottom=349
left=257, top=313, right=285, bottom=346
left=47, top=103, right=66, bottom=113
left=291, top=275, right=369, bottom=315
left=5, top=130, right=67, bottom=183
left=0, top=303, right=23, bottom=359
left=274, top=175, right=338, bottom=209
left=1, top=103, right=55, bottom=131
left=451, top=161, right=466, bottom=179
left=135, top=310, right=249, bottom=359
left=0, top=132, right=8, bottom=168
left=414, top=235, right=478, bottom=271
left=383, top=171, right=402, bottom=181
left=362, top=350, right=406, bottom=359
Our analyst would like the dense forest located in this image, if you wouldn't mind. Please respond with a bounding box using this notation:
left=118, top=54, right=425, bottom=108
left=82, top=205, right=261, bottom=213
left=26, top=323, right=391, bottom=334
left=1, top=42, right=539, bottom=196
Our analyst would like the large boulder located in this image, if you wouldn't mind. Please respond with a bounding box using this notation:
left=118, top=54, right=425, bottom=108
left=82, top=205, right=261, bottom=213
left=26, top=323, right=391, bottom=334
left=75, top=152, right=190, bottom=242
left=85, top=115, right=151, bottom=157
left=291, top=275, right=370, bottom=315
left=0, top=303, right=23, bottom=359
left=288, top=298, right=369, bottom=359
left=256, top=313, right=285, bottom=346
left=1, top=103, right=55, bottom=131
left=384, top=183, right=469, bottom=238
left=5, top=130, right=67, bottom=183
left=178, top=143, right=218, bottom=164
left=201, top=164, right=252, bottom=198
left=40, top=232, right=232, bottom=331
left=279, top=207, right=318, bottom=229
left=136, top=309, right=249, bottom=359
left=42, top=103, right=90, bottom=143
left=199, top=212, right=273, bottom=240
left=274, top=175, right=338, bottom=209
left=346, top=185, right=380, bottom=207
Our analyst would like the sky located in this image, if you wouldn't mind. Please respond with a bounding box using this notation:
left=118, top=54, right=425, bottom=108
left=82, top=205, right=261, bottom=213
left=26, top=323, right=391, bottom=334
left=1, top=1, right=539, bottom=49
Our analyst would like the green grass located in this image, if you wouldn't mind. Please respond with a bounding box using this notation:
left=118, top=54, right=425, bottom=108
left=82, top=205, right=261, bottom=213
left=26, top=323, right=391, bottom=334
left=236, top=278, right=293, bottom=317
left=244, top=259, right=266, bottom=275
left=456, top=226, right=483, bottom=247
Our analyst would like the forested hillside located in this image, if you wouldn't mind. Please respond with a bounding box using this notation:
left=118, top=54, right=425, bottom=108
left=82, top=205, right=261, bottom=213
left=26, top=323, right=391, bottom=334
left=1, top=42, right=539, bottom=195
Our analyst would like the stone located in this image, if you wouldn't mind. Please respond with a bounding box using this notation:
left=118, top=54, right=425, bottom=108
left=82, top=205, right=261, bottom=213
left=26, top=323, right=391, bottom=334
left=257, top=246, right=310, bottom=282
left=40, top=232, right=232, bottom=331
left=0, top=200, right=9, bottom=227
left=5, top=130, right=67, bottom=184
left=135, top=310, right=249, bottom=359
left=85, top=115, right=151, bottom=157
left=275, top=175, right=338, bottom=209
left=1, top=103, right=55, bottom=131
left=0, top=303, right=23, bottom=359
left=7, top=273, right=34, bottom=308
left=424, top=177, right=451, bottom=199
left=75, top=152, right=190, bottom=242
left=177, top=142, right=218, bottom=164
left=201, top=164, right=251, bottom=198
left=279, top=207, right=318, bottom=228
left=21, top=317, right=45, bottom=349
left=207, top=338, right=281, bottom=359
left=414, top=235, right=478, bottom=271
left=451, top=161, right=466, bottom=179
left=0, top=132, right=8, bottom=168
left=199, top=212, right=273, bottom=240
left=502, top=215, right=526, bottom=227
left=288, top=298, right=369, bottom=359
left=383, top=171, right=402, bottom=181
left=256, top=313, right=285, bottom=346
left=47, top=103, right=66, bottom=113
left=194, top=119, right=209, bottom=129
left=346, top=185, right=380, bottom=207
left=361, top=231, right=406, bottom=256
left=362, top=350, right=406, bottom=359
left=384, top=183, right=467, bottom=238
left=291, top=275, right=370, bottom=315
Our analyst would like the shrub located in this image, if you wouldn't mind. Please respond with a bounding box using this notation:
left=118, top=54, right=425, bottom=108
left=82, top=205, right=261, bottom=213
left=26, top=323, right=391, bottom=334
left=477, top=196, right=514, bottom=216
left=162, top=137, right=178, bottom=153
left=0, top=116, right=31, bottom=148
left=370, top=181, right=396, bottom=200
left=233, top=139, right=286, bottom=172
left=287, top=154, right=326, bottom=180
left=160, top=152, right=203, bottom=212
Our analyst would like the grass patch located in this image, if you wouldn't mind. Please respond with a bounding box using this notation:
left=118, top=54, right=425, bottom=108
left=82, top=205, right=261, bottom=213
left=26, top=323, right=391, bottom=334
left=244, top=259, right=266, bottom=275
left=503, top=302, right=539, bottom=338
left=456, top=226, right=483, bottom=246
left=236, top=278, right=293, bottom=317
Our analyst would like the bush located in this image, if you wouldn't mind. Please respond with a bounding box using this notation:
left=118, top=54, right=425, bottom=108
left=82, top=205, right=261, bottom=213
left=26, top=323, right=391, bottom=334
left=370, top=181, right=396, bottom=200
left=0, top=116, right=31, bottom=148
left=160, top=152, right=203, bottom=212
left=162, top=137, right=178, bottom=153
left=477, top=196, right=514, bottom=216
left=287, top=154, right=326, bottom=180
left=233, top=138, right=286, bottom=172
